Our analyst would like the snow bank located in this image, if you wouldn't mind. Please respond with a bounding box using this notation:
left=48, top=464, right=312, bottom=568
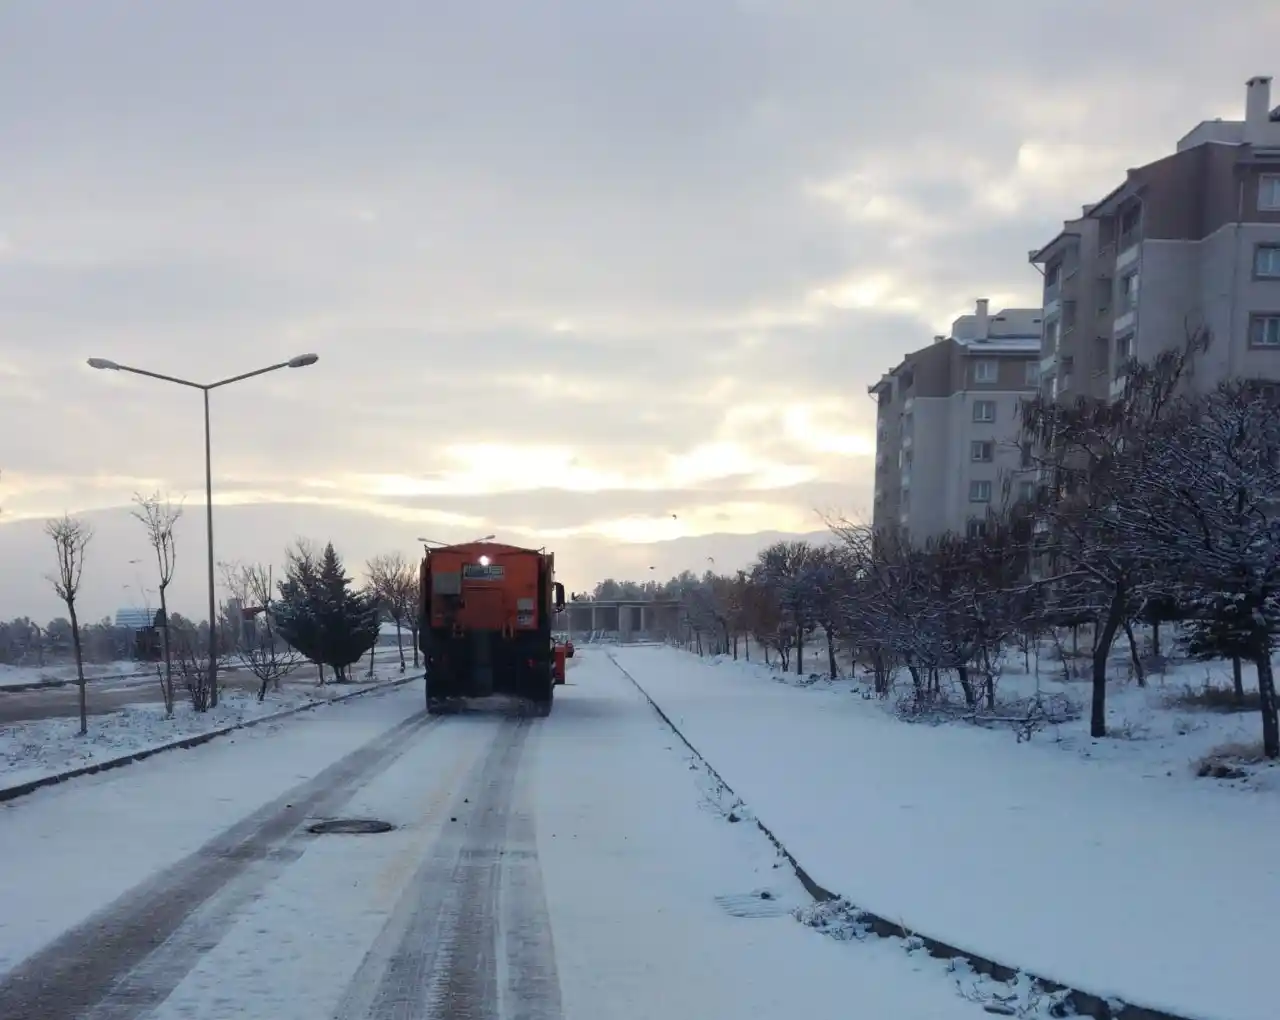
left=611, top=644, right=1280, bottom=1020
left=0, top=660, right=141, bottom=689
left=0, top=673, right=407, bottom=789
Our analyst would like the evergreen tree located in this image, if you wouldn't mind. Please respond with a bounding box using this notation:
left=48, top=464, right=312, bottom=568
left=274, top=541, right=380, bottom=681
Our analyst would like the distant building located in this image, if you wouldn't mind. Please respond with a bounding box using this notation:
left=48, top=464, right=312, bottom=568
left=869, top=299, right=1043, bottom=543
left=1030, top=74, right=1280, bottom=404
left=114, top=607, right=165, bottom=661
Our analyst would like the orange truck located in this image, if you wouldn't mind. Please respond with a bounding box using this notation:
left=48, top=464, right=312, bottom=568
left=418, top=540, right=566, bottom=715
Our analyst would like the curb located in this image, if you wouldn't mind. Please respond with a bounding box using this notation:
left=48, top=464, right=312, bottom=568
left=606, top=651, right=1190, bottom=1020
left=0, top=674, right=421, bottom=806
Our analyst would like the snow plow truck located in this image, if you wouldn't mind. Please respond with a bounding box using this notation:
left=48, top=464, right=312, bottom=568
left=419, top=540, right=566, bottom=715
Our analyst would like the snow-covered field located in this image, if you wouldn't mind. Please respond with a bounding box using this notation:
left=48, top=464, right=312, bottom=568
left=0, top=672, right=403, bottom=789
left=610, top=642, right=1277, bottom=1020
left=0, top=659, right=141, bottom=689
left=0, top=650, right=995, bottom=1019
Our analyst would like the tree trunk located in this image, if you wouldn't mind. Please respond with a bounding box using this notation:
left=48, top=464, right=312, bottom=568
left=795, top=632, right=804, bottom=675
left=956, top=664, right=977, bottom=706
left=1091, top=589, right=1126, bottom=738
left=395, top=618, right=405, bottom=671
left=826, top=628, right=838, bottom=680
left=1122, top=618, right=1146, bottom=687
left=1151, top=621, right=1161, bottom=659
left=68, top=600, right=87, bottom=736
left=1254, top=651, right=1279, bottom=759
left=1232, top=656, right=1245, bottom=704
left=159, top=587, right=174, bottom=716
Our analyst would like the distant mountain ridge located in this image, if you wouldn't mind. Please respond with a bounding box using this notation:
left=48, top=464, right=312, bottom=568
left=0, top=501, right=839, bottom=622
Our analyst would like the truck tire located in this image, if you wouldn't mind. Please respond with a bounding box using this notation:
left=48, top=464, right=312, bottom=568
left=532, top=662, right=554, bottom=716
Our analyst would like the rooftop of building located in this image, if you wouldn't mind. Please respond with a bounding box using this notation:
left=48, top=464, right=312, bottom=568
left=867, top=299, right=1043, bottom=394
left=1031, top=74, right=1280, bottom=262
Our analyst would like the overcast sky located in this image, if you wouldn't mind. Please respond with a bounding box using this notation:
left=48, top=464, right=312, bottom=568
left=1, top=1, right=1278, bottom=615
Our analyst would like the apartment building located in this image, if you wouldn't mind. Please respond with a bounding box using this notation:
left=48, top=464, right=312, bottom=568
left=1030, top=75, right=1280, bottom=402
left=869, top=300, right=1042, bottom=543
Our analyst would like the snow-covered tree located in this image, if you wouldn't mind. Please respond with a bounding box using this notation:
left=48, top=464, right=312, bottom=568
left=1112, top=379, right=1280, bottom=758
left=275, top=541, right=379, bottom=683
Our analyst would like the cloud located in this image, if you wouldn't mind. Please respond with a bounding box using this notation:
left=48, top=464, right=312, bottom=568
left=2, top=0, right=1278, bottom=597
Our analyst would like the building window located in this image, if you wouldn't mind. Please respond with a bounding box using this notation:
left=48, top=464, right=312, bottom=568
left=973, top=399, right=996, bottom=423
left=966, top=518, right=988, bottom=540
left=1018, top=480, right=1036, bottom=503
left=1118, top=204, right=1141, bottom=250
left=1044, top=318, right=1059, bottom=354
left=1024, top=361, right=1040, bottom=385
left=1019, top=441, right=1033, bottom=469
left=1118, top=270, right=1140, bottom=314
left=1255, top=244, right=1280, bottom=279
left=1250, top=314, right=1280, bottom=348
left=973, top=359, right=998, bottom=383
left=1062, top=299, right=1078, bottom=332
left=971, top=440, right=994, bottom=462
left=1044, top=261, right=1061, bottom=290
left=1115, top=332, right=1133, bottom=378
left=969, top=480, right=992, bottom=503
left=1260, top=174, right=1280, bottom=211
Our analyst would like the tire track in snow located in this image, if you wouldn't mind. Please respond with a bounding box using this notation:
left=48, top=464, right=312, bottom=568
left=0, top=708, right=444, bottom=1020
left=336, top=715, right=562, bottom=1020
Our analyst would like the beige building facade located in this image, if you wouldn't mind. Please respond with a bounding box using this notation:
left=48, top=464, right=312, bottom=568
left=1031, top=75, right=1280, bottom=402
left=870, top=300, right=1042, bottom=543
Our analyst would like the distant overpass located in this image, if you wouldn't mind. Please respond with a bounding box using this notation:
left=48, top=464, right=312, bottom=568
left=560, top=599, right=682, bottom=641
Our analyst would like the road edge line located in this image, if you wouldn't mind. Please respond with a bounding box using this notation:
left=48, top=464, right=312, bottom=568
left=605, top=650, right=1191, bottom=1020
left=0, top=674, right=421, bottom=806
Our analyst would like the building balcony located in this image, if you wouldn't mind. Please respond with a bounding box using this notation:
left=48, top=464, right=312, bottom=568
left=1116, top=238, right=1140, bottom=271
left=1039, top=353, right=1058, bottom=376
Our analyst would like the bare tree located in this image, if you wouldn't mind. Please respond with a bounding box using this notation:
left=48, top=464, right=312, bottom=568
left=1019, top=327, right=1208, bottom=736
left=171, top=627, right=214, bottom=711
left=1112, top=380, right=1280, bottom=758
left=132, top=491, right=183, bottom=716
left=46, top=514, right=92, bottom=735
left=224, top=561, right=305, bottom=699
left=368, top=552, right=420, bottom=673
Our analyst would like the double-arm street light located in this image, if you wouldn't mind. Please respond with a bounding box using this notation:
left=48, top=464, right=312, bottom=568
left=88, top=353, right=319, bottom=707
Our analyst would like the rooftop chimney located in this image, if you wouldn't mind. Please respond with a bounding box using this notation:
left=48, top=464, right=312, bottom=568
left=975, top=298, right=990, bottom=339
left=1246, top=75, right=1272, bottom=129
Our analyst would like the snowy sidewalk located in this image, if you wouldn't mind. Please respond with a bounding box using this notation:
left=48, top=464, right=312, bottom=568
left=610, top=645, right=1280, bottom=1020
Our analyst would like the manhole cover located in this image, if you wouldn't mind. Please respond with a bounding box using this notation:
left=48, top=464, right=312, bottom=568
left=307, top=818, right=396, bottom=835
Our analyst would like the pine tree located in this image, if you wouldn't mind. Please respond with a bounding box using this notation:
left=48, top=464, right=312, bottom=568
left=274, top=541, right=380, bottom=682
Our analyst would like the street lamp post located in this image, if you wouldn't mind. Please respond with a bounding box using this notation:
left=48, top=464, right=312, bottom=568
left=87, top=353, right=319, bottom=707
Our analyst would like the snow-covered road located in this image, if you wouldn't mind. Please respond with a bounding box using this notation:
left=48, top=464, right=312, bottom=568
left=0, top=648, right=988, bottom=1020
